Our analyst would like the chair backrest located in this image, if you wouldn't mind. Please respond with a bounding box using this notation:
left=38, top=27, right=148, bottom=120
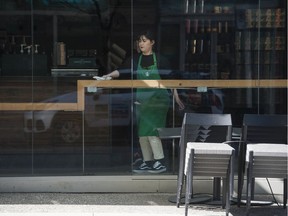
left=180, top=113, right=233, bottom=146
left=178, top=113, right=232, bottom=169
left=242, top=114, right=287, bottom=144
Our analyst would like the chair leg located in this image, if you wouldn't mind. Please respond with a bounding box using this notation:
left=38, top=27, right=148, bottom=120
left=222, top=178, right=226, bottom=209
left=185, top=151, right=194, bottom=216
left=237, top=141, right=246, bottom=207
left=176, top=173, right=184, bottom=208
left=246, top=152, right=253, bottom=216
left=230, top=152, right=235, bottom=202
left=226, top=177, right=230, bottom=216
left=225, top=157, right=233, bottom=216
left=251, top=178, right=255, bottom=200
left=176, top=137, right=186, bottom=208
left=237, top=170, right=243, bottom=207
left=213, top=177, right=221, bottom=201
left=227, top=155, right=234, bottom=216
left=184, top=173, right=191, bottom=216
left=284, top=178, right=287, bottom=209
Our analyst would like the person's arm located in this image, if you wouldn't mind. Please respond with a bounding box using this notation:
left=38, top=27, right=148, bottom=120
left=102, top=70, right=120, bottom=79
left=157, top=55, right=185, bottom=110
left=102, top=54, right=135, bottom=79
left=172, top=89, right=185, bottom=110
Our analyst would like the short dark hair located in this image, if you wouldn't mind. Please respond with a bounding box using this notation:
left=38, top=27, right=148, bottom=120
left=136, top=29, right=156, bottom=41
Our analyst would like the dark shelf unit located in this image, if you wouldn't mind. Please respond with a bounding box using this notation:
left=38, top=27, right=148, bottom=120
left=183, top=11, right=236, bottom=79
left=235, top=7, right=286, bottom=79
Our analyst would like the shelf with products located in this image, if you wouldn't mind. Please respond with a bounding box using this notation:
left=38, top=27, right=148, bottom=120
left=234, top=5, right=286, bottom=79
left=158, top=0, right=238, bottom=79
left=184, top=19, right=235, bottom=79
left=236, top=8, right=286, bottom=29
left=181, top=0, right=236, bottom=79
left=161, top=1, right=286, bottom=80
left=235, top=28, right=285, bottom=51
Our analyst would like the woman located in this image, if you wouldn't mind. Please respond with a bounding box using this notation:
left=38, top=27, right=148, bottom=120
left=103, top=30, right=184, bottom=173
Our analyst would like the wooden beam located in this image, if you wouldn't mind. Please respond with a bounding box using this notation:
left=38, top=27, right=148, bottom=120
left=0, top=103, right=78, bottom=111
left=0, top=79, right=286, bottom=111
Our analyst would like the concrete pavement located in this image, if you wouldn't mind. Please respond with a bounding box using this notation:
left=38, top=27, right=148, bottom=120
left=0, top=193, right=286, bottom=216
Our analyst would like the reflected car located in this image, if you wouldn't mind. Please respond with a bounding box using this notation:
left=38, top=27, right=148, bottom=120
left=24, top=88, right=132, bottom=144
left=24, top=72, right=224, bottom=144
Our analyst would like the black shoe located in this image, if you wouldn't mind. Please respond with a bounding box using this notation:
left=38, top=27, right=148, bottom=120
left=148, top=161, right=167, bottom=174
left=133, top=162, right=152, bottom=173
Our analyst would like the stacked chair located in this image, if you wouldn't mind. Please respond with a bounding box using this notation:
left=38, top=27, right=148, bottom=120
left=175, top=113, right=234, bottom=216
left=184, top=142, right=235, bottom=216
left=237, top=114, right=287, bottom=215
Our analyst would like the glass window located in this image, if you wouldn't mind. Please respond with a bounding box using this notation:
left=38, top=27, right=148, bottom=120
left=0, top=0, right=286, bottom=177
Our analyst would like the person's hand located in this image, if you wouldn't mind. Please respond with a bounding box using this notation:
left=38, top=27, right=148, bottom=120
left=101, top=70, right=120, bottom=79
left=102, top=75, right=112, bottom=80
left=175, top=96, right=185, bottom=110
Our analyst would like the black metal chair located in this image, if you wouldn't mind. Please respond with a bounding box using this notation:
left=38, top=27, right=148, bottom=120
left=245, top=143, right=287, bottom=216
left=176, top=113, right=233, bottom=208
left=157, top=127, right=181, bottom=173
left=237, top=114, right=288, bottom=207
left=184, top=142, right=235, bottom=216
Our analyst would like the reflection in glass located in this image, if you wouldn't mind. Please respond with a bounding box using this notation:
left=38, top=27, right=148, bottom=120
left=0, top=0, right=286, bottom=177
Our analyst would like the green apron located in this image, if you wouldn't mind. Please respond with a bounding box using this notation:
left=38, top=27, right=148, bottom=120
left=136, top=53, right=170, bottom=136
